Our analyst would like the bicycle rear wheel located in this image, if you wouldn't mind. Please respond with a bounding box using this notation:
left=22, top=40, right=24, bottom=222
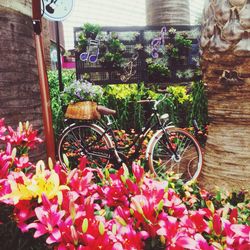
left=57, top=123, right=113, bottom=169
left=147, top=128, right=203, bottom=182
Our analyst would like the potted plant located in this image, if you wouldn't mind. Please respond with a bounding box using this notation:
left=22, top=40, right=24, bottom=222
left=77, top=23, right=101, bottom=51
left=82, top=23, right=101, bottom=40
left=99, top=33, right=125, bottom=71
left=146, top=58, right=170, bottom=81
left=61, top=80, right=103, bottom=120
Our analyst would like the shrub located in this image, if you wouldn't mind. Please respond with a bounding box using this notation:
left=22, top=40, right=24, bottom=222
left=48, top=70, right=208, bottom=137
left=48, top=69, right=75, bottom=137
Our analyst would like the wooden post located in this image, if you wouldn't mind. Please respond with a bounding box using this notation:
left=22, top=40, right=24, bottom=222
left=32, top=0, right=56, bottom=163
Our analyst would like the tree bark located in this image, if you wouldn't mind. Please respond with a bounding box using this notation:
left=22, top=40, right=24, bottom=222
left=146, top=0, right=190, bottom=26
left=200, top=0, right=250, bottom=192
left=0, top=4, right=46, bottom=161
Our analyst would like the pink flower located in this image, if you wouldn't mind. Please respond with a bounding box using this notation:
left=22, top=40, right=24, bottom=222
left=164, top=189, right=187, bottom=218
left=68, top=168, right=94, bottom=196
left=157, top=215, right=198, bottom=249
left=0, top=118, right=6, bottom=140
left=102, top=178, right=129, bottom=207
left=27, top=195, right=65, bottom=244
left=13, top=200, right=36, bottom=232
left=14, top=154, right=32, bottom=170
left=115, top=225, right=146, bottom=250
left=132, top=162, right=144, bottom=183
left=3, top=122, right=42, bottom=150
left=0, top=143, right=12, bottom=178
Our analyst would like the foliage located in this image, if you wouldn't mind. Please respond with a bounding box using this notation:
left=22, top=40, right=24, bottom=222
left=77, top=24, right=125, bottom=71
left=163, top=86, right=192, bottom=127
left=48, top=70, right=75, bottom=136
left=48, top=69, right=208, bottom=135
left=77, top=23, right=101, bottom=50
left=174, top=33, right=193, bottom=48
left=147, top=58, right=170, bottom=81
left=99, top=33, right=126, bottom=70
left=146, top=28, right=194, bottom=81
left=0, top=119, right=249, bottom=249
left=82, top=23, right=101, bottom=38
left=61, top=79, right=103, bottom=105
left=189, top=81, right=208, bottom=127
left=100, top=84, right=162, bottom=131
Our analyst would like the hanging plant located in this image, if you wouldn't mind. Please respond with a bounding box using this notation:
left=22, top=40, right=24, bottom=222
left=146, top=58, right=170, bottom=81
left=77, top=23, right=101, bottom=51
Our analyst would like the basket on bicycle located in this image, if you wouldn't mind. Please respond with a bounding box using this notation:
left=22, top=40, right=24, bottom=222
left=65, top=101, right=101, bottom=120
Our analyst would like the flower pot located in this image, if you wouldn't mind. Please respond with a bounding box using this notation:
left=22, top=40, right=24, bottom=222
left=65, top=101, right=101, bottom=120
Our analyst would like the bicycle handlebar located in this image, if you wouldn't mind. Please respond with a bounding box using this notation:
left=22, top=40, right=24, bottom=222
left=153, top=94, right=168, bottom=109
left=137, top=94, right=169, bottom=110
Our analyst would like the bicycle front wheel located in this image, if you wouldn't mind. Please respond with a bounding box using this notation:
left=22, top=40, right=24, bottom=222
left=147, top=128, right=203, bottom=182
left=57, top=123, right=113, bottom=169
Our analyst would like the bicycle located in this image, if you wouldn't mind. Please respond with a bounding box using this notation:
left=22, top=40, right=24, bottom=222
left=57, top=96, right=203, bottom=182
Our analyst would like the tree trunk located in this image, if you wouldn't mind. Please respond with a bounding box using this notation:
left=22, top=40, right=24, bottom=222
left=146, top=0, right=190, bottom=26
left=200, top=0, right=250, bottom=192
left=0, top=2, right=46, bottom=161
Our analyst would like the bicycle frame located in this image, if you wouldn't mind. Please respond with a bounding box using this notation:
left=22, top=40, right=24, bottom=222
left=94, top=107, right=179, bottom=164
left=61, top=96, right=180, bottom=167
left=58, top=97, right=203, bottom=180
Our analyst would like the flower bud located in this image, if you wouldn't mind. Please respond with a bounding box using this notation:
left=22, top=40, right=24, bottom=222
left=98, top=221, right=105, bottom=235
left=18, top=122, right=23, bottom=133
left=120, top=175, right=126, bottom=184
left=11, top=148, right=17, bottom=160
left=57, top=191, right=63, bottom=206
left=112, top=223, right=117, bottom=234
left=70, top=225, right=78, bottom=246
left=160, top=235, right=166, bottom=245
left=131, top=197, right=143, bottom=215
left=63, top=154, right=69, bottom=168
left=115, top=216, right=127, bottom=226
left=48, top=157, right=53, bottom=170
left=130, top=208, right=134, bottom=215
left=70, top=200, right=76, bottom=222
left=104, top=167, right=110, bottom=179
left=122, top=164, right=129, bottom=178
left=36, top=160, right=45, bottom=173
left=25, top=121, right=29, bottom=130
left=206, top=200, right=215, bottom=214
left=82, top=218, right=88, bottom=233
left=157, top=199, right=164, bottom=212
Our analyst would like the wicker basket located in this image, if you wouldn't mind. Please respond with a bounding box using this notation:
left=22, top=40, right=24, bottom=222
left=65, top=101, right=101, bottom=120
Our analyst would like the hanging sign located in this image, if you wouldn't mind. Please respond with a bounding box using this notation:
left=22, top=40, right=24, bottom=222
left=41, top=0, right=74, bottom=21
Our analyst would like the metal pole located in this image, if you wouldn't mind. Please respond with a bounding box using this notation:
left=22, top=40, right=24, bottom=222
left=55, top=21, right=63, bottom=92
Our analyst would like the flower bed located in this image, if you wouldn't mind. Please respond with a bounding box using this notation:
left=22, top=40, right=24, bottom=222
left=0, top=119, right=249, bottom=249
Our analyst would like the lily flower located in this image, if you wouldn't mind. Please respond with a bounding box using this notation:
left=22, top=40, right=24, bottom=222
left=27, top=195, right=65, bottom=244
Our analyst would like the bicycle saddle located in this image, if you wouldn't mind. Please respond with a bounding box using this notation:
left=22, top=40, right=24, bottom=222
left=97, top=105, right=116, bottom=116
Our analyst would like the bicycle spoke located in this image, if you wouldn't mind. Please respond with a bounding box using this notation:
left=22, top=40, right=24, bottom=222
left=149, top=129, right=202, bottom=182
left=157, top=138, right=172, bottom=154
left=153, top=157, right=172, bottom=172
left=58, top=124, right=111, bottom=169
left=179, top=140, right=192, bottom=157
left=175, top=133, right=189, bottom=154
